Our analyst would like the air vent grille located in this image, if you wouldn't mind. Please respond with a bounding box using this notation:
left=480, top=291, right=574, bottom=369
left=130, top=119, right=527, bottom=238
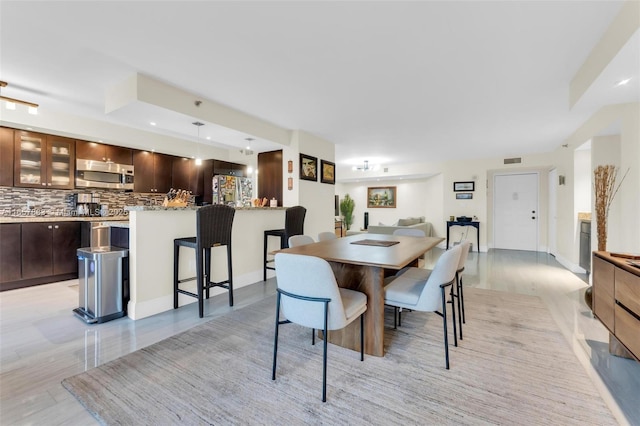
left=504, top=157, right=522, bottom=164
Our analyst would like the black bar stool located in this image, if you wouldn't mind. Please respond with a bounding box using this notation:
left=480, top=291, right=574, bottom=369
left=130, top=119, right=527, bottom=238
left=263, top=206, right=306, bottom=281
left=174, top=204, right=235, bottom=318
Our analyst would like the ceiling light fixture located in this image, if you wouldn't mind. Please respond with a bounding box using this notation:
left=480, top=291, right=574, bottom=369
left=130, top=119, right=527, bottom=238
left=240, top=137, right=254, bottom=155
left=193, top=121, right=204, bottom=166
left=0, top=81, right=39, bottom=114
left=353, top=160, right=373, bottom=171
left=615, top=78, right=632, bottom=86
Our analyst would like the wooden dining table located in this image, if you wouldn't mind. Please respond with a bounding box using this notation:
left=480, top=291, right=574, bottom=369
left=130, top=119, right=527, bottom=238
left=277, top=233, right=444, bottom=356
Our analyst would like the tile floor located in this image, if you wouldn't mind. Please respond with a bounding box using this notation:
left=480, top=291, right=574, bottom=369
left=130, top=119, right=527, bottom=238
left=0, top=248, right=638, bottom=425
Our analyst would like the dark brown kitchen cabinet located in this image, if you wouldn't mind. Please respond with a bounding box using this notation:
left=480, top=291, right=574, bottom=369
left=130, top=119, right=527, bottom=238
left=133, top=150, right=172, bottom=193
left=76, top=140, right=132, bottom=165
left=21, top=222, right=81, bottom=280
left=0, top=224, right=21, bottom=283
left=14, top=131, right=75, bottom=189
left=0, top=127, right=14, bottom=186
left=172, top=157, right=204, bottom=195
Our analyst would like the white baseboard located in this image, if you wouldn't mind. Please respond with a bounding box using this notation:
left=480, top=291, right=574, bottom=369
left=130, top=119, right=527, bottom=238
left=553, top=252, right=587, bottom=274
left=127, top=270, right=265, bottom=320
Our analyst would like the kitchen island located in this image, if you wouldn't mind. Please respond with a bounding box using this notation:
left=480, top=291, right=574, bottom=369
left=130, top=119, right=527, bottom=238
left=125, top=206, right=287, bottom=319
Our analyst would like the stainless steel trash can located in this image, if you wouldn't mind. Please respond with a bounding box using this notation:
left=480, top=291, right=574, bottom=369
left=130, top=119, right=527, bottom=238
left=74, top=246, right=128, bottom=324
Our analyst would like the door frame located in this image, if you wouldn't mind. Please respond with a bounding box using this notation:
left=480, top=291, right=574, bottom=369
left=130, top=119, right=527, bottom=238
left=548, top=168, right=557, bottom=256
left=492, top=171, right=540, bottom=251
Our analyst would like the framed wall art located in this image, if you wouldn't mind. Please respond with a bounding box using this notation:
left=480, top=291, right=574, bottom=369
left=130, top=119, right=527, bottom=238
left=299, top=153, right=318, bottom=181
left=453, top=181, right=475, bottom=192
left=367, top=186, right=396, bottom=208
left=320, top=160, right=335, bottom=184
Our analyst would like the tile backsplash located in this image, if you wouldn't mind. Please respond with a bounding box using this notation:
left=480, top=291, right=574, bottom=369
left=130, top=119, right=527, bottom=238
left=0, top=187, right=167, bottom=218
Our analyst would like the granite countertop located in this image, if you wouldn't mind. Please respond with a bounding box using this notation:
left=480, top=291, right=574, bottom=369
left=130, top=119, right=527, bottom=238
left=0, top=215, right=129, bottom=224
left=125, top=205, right=288, bottom=211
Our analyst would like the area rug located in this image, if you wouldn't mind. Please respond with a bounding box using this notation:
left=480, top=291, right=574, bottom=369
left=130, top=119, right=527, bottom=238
left=62, top=288, right=616, bottom=425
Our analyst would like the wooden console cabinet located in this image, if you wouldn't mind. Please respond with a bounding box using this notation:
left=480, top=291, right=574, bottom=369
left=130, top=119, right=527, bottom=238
left=592, top=251, right=640, bottom=361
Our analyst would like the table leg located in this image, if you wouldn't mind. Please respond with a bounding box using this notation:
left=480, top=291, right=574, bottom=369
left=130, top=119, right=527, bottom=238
left=326, top=262, right=385, bottom=357
left=446, top=224, right=450, bottom=250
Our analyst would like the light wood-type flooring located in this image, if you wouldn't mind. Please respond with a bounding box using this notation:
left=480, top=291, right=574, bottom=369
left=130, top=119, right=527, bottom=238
left=1, top=248, right=638, bottom=425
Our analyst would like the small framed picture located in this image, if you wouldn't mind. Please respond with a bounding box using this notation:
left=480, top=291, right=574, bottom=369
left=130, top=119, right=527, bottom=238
left=453, top=181, right=475, bottom=192
left=456, top=193, right=473, bottom=200
left=300, top=153, right=318, bottom=181
left=320, top=160, right=335, bottom=184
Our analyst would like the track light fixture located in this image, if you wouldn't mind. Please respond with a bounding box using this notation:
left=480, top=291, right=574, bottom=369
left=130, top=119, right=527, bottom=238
left=0, top=81, right=39, bottom=114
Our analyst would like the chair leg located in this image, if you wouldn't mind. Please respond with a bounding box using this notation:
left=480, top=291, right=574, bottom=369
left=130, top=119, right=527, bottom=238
left=457, top=274, right=463, bottom=340
left=204, top=248, right=211, bottom=299
left=227, top=245, right=234, bottom=306
left=196, top=247, right=204, bottom=318
left=460, top=275, right=466, bottom=324
left=360, top=313, right=364, bottom=362
left=312, top=328, right=316, bottom=345
left=322, top=301, right=329, bottom=402
left=173, top=243, right=179, bottom=309
left=393, top=307, right=398, bottom=329
left=263, top=233, right=268, bottom=282
left=441, top=287, right=450, bottom=369
left=450, top=285, right=457, bottom=348
left=398, top=308, right=402, bottom=327
left=272, top=293, right=281, bottom=380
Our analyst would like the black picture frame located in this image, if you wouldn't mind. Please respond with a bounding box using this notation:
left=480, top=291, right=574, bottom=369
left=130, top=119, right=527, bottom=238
left=456, top=193, right=473, bottom=200
left=453, top=181, right=475, bottom=192
left=299, top=153, right=318, bottom=181
left=320, top=160, right=335, bottom=184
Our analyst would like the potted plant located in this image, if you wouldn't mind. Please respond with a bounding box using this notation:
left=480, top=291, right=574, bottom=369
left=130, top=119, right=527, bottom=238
left=340, top=194, right=355, bottom=230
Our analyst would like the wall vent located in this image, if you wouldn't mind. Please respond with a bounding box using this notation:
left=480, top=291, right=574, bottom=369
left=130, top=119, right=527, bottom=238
left=503, top=157, right=522, bottom=164
left=383, top=167, right=389, bottom=173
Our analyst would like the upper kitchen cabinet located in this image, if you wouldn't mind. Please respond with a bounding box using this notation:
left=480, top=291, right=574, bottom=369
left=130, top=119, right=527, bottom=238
left=172, top=157, right=203, bottom=195
left=0, top=127, right=14, bottom=186
left=14, top=130, right=76, bottom=189
left=76, top=140, right=132, bottom=165
left=133, top=150, right=173, bottom=193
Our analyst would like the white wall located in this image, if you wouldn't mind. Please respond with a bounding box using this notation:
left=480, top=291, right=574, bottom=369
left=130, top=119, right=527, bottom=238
left=574, top=147, right=592, bottom=214
left=591, top=135, right=622, bottom=251
left=292, top=131, right=335, bottom=240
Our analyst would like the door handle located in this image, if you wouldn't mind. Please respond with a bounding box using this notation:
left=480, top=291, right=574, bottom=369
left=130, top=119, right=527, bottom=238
left=531, top=217, right=536, bottom=220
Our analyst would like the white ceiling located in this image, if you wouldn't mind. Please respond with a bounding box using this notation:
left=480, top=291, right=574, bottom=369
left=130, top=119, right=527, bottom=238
left=1, top=1, right=638, bottom=175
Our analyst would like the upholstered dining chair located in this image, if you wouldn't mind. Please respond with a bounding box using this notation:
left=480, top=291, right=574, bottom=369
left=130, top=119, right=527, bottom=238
left=392, top=228, right=426, bottom=237
left=272, top=253, right=367, bottom=402
left=317, top=231, right=338, bottom=241
left=288, top=235, right=315, bottom=247
left=384, top=244, right=462, bottom=369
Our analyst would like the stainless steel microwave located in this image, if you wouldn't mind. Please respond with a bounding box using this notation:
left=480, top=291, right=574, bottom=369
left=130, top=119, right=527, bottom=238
left=76, top=159, right=134, bottom=190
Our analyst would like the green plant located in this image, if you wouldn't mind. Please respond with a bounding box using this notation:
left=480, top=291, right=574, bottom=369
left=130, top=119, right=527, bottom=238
left=340, top=194, right=355, bottom=230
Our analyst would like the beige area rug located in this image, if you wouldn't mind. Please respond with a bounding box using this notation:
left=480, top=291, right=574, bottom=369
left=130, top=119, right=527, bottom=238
left=62, top=288, right=616, bottom=425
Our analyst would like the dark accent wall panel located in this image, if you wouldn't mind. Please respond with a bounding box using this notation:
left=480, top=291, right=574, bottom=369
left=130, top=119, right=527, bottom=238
left=257, top=150, right=283, bottom=205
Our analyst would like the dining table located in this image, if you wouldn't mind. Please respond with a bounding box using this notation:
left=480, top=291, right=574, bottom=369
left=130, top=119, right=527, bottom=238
left=277, top=233, right=444, bottom=356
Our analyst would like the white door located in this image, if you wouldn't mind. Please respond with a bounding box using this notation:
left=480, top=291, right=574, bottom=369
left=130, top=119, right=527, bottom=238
left=548, top=169, right=557, bottom=256
left=493, top=173, right=539, bottom=251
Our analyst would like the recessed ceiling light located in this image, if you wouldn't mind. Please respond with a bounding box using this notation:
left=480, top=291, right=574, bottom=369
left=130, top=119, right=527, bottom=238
left=150, top=122, right=156, bottom=126
left=615, top=78, right=632, bottom=86
left=151, top=149, right=155, bottom=152
left=206, top=136, right=211, bottom=140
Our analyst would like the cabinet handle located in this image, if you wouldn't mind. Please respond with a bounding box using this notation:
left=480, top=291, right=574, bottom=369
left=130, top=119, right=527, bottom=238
left=107, top=158, right=111, bottom=162
left=48, top=225, right=53, bottom=229
left=54, top=225, right=59, bottom=229
left=42, top=183, right=47, bottom=186
left=102, top=157, right=106, bottom=161
left=47, top=183, right=51, bottom=186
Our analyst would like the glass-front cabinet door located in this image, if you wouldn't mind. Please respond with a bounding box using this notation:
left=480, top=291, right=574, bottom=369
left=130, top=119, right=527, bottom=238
left=14, top=131, right=46, bottom=187
left=47, top=135, right=75, bottom=189
left=14, top=131, right=75, bottom=189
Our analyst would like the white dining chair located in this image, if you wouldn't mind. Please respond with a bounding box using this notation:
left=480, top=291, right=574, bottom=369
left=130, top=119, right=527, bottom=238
left=318, top=231, right=338, bottom=241
left=384, top=244, right=462, bottom=369
left=288, top=235, right=315, bottom=247
left=272, top=253, right=367, bottom=402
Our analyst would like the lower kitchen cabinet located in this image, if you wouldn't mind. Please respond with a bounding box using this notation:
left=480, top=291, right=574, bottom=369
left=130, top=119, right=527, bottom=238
left=1, top=221, right=81, bottom=291
left=0, top=224, right=21, bottom=283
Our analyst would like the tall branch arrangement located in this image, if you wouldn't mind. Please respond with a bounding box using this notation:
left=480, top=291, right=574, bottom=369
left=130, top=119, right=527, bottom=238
left=594, top=165, right=628, bottom=251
